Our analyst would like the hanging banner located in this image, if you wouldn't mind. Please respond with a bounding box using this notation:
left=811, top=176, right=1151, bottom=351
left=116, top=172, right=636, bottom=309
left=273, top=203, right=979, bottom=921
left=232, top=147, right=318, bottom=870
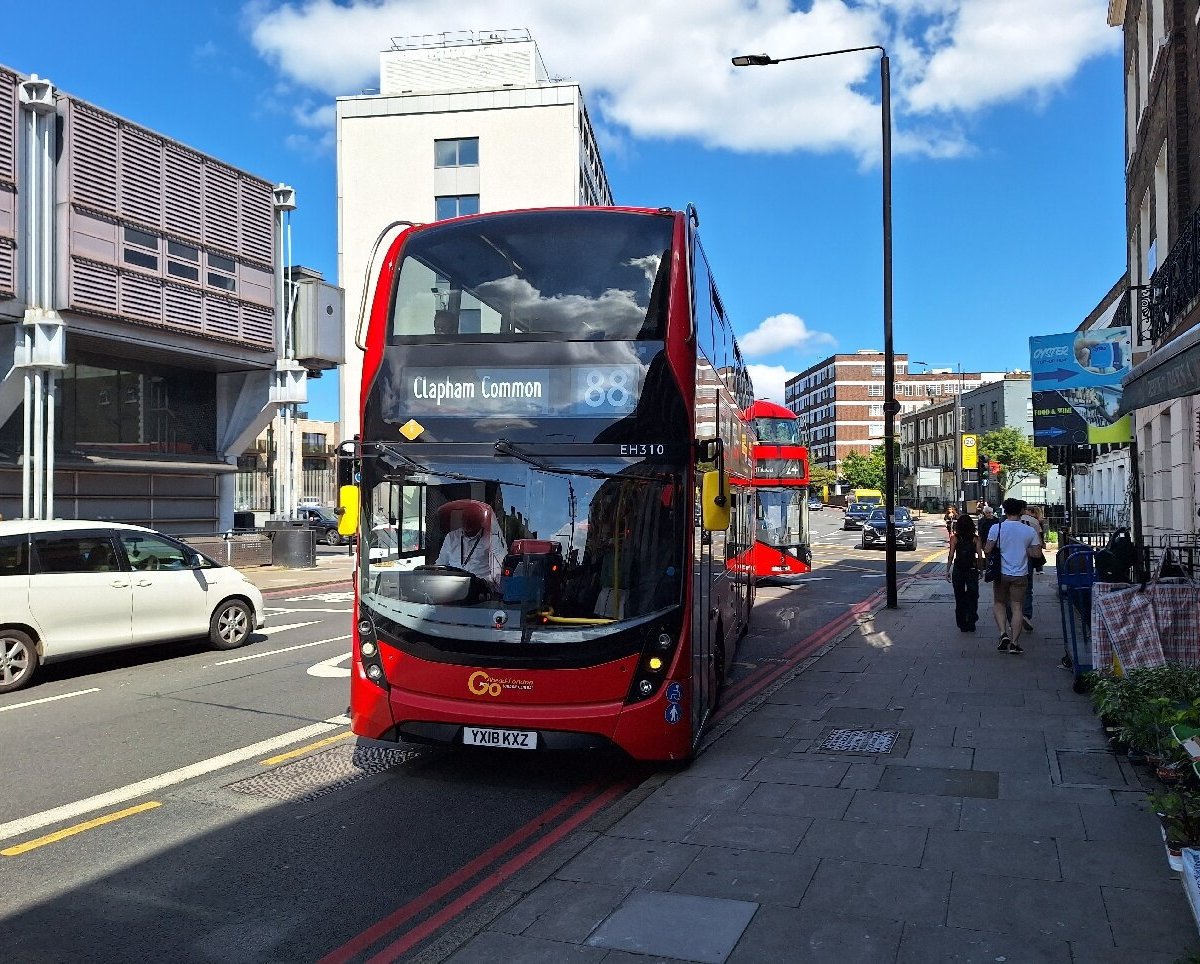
left=1029, top=328, right=1133, bottom=446
left=960, top=433, right=978, bottom=469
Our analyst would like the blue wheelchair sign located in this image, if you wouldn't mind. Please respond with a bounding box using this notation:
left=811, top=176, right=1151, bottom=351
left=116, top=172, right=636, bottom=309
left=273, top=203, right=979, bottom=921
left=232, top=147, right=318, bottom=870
left=665, top=681, right=682, bottom=703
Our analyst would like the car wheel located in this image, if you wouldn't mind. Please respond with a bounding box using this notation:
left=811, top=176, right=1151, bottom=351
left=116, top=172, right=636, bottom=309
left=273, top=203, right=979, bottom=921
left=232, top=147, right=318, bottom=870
left=209, top=599, right=254, bottom=650
left=324, top=529, right=344, bottom=547
left=0, top=629, right=39, bottom=693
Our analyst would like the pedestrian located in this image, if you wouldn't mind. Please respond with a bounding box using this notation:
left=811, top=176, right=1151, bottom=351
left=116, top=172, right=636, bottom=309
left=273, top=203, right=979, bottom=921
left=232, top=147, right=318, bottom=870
left=984, top=497, right=1043, bottom=655
left=943, top=505, right=957, bottom=537
left=977, top=504, right=996, bottom=545
left=1018, top=504, right=1045, bottom=632
left=946, top=512, right=983, bottom=631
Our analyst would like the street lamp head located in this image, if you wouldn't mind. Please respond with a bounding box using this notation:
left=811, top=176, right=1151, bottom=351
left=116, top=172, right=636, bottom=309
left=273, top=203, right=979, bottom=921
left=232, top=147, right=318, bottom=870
left=731, top=54, right=774, bottom=66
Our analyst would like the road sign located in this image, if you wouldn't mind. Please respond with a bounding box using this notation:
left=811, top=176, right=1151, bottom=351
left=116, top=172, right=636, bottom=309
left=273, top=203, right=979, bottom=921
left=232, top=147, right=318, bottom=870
left=1029, top=328, right=1132, bottom=446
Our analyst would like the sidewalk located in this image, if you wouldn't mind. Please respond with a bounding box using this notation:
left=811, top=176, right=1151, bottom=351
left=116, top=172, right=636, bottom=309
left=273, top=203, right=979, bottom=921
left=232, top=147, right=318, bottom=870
left=238, top=551, right=355, bottom=594
left=437, top=569, right=1200, bottom=963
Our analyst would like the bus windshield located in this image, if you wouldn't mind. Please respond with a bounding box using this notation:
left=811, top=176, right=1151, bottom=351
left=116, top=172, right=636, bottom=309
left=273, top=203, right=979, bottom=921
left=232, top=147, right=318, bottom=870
left=389, top=210, right=674, bottom=342
left=756, top=488, right=807, bottom=549
left=360, top=455, right=686, bottom=650
left=753, top=416, right=801, bottom=445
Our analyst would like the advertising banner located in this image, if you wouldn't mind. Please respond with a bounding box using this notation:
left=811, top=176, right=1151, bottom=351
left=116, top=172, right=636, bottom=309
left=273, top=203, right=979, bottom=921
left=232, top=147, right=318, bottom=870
left=1029, top=328, right=1133, bottom=446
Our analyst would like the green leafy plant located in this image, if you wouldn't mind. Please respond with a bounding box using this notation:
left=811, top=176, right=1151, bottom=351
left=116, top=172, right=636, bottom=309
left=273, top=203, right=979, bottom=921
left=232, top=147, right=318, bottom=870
left=1148, top=789, right=1200, bottom=848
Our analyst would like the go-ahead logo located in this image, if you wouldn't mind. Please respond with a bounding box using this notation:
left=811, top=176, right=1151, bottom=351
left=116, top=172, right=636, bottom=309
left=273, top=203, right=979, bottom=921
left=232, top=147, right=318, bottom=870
left=467, top=670, right=534, bottom=697
left=1032, top=346, right=1071, bottom=360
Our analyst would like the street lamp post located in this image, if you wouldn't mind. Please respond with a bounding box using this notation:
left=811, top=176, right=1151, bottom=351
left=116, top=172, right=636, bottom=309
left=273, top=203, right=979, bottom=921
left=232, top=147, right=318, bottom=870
left=733, top=45, right=897, bottom=608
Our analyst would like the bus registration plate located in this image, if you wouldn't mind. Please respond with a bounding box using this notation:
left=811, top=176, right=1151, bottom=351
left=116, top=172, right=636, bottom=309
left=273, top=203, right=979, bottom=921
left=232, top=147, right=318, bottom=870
left=463, top=727, right=538, bottom=750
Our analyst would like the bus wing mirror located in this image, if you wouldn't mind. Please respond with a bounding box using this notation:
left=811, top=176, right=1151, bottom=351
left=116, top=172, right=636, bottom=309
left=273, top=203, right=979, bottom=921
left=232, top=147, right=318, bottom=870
left=701, top=470, right=731, bottom=531
left=336, top=485, right=360, bottom=537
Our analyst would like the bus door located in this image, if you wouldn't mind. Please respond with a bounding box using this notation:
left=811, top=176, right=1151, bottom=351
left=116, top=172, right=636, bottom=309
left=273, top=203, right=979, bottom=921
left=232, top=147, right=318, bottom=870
left=694, top=439, right=731, bottom=741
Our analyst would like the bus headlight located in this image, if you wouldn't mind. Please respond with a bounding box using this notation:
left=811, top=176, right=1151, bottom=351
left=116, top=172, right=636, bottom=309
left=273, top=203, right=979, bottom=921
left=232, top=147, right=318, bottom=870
left=356, top=613, right=388, bottom=690
left=638, top=679, right=654, bottom=696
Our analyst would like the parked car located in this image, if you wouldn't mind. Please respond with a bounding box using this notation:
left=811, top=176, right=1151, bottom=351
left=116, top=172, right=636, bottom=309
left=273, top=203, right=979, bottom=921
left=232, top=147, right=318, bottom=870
left=0, top=520, right=266, bottom=693
left=860, top=507, right=918, bottom=550
left=842, top=502, right=874, bottom=530
left=808, top=497, right=823, bottom=511
left=295, top=506, right=351, bottom=546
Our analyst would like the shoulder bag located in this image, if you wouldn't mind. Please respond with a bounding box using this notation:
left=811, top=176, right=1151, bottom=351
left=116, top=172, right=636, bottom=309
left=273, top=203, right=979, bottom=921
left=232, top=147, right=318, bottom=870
left=984, top=521, right=1003, bottom=583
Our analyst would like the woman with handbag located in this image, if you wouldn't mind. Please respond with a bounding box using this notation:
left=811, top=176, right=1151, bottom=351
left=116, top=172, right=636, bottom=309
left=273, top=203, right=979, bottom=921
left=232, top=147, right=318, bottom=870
left=947, top=513, right=983, bottom=632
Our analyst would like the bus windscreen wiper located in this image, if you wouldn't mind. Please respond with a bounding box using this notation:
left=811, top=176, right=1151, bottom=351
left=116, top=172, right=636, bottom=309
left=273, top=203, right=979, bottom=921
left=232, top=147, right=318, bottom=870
left=493, top=438, right=674, bottom=483
left=371, top=442, right=512, bottom=486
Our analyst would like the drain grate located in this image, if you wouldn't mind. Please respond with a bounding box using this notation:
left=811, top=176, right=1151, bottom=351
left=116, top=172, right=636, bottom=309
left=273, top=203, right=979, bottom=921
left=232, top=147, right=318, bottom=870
left=816, top=728, right=900, bottom=754
left=227, top=743, right=424, bottom=803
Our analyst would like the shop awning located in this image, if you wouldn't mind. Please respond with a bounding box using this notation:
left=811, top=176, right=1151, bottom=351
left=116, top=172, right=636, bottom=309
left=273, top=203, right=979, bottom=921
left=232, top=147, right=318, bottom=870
left=1117, top=322, right=1200, bottom=415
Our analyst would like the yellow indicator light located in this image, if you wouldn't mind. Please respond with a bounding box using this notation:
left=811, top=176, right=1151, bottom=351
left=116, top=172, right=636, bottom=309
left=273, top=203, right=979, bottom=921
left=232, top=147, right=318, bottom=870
left=648, top=657, right=663, bottom=671
left=400, top=419, right=424, bottom=440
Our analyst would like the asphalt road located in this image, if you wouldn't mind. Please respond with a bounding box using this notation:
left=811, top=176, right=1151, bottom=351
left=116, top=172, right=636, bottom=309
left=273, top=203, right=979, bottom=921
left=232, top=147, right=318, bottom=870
left=0, top=510, right=948, bottom=962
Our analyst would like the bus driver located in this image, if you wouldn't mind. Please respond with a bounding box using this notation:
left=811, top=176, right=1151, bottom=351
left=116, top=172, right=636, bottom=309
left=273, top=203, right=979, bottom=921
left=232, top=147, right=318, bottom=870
left=434, top=499, right=507, bottom=589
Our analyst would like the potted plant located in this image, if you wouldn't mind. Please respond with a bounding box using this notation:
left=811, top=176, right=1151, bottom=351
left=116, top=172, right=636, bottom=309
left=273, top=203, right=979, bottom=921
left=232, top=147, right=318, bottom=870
left=1148, top=789, right=1200, bottom=871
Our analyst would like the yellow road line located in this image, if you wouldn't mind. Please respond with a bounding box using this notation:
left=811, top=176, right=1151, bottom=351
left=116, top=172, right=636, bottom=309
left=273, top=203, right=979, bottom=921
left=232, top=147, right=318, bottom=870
left=261, top=730, right=352, bottom=766
left=2, top=801, right=161, bottom=857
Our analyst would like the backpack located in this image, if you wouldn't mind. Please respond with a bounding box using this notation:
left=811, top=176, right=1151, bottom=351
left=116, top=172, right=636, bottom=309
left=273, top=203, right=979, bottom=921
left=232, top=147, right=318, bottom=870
left=1094, top=527, right=1137, bottom=583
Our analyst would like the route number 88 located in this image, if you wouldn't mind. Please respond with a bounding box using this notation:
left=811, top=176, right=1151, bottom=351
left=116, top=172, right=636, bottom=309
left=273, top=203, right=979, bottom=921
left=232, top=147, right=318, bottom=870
left=582, top=368, right=633, bottom=409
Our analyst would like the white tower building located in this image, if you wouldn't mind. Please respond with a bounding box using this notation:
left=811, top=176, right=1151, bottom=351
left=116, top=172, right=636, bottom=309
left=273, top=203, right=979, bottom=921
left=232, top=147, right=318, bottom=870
left=335, top=29, right=613, bottom=437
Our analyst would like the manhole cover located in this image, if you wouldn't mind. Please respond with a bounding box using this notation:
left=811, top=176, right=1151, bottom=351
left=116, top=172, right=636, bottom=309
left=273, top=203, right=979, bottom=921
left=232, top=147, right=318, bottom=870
left=816, top=728, right=900, bottom=754
left=227, top=743, right=424, bottom=803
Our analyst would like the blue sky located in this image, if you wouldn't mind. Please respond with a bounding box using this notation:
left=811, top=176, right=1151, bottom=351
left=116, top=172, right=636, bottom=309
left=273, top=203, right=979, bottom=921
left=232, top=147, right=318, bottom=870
left=3, top=0, right=1126, bottom=418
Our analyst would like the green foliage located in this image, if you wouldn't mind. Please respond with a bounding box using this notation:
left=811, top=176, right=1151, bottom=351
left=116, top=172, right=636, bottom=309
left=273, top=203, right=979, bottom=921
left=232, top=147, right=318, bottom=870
left=1091, top=666, right=1200, bottom=757
left=809, top=465, right=837, bottom=494
left=840, top=450, right=882, bottom=490
left=979, top=427, right=1049, bottom=496
left=1147, top=788, right=1200, bottom=847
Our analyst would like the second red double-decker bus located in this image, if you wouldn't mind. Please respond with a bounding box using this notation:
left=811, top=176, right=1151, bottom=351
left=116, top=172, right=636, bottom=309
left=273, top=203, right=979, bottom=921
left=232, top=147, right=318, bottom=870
left=743, top=399, right=811, bottom=578
left=342, top=205, right=755, bottom=762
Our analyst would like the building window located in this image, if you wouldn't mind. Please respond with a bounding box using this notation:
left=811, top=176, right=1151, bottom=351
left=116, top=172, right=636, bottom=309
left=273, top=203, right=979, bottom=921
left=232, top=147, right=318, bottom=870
left=991, top=400, right=999, bottom=424
left=869, top=405, right=883, bottom=417
left=207, top=251, right=237, bottom=293
left=434, top=137, right=479, bottom=168
left=868, top=384, right=883, bottom=397
left=167, top=240, right=200, bottom=282
left=123, top=226, right=159, bottom=271
left=435, top=194, right=481, bottom=221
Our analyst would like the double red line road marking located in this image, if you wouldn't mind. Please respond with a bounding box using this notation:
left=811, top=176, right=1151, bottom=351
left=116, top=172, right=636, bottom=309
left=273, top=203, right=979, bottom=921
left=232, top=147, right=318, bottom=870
left=322, top=562, right=941, bottom=962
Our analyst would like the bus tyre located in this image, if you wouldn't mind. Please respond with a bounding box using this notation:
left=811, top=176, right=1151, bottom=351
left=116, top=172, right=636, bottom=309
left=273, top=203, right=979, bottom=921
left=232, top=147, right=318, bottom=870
left=210, top=599, right=254, bottom=650
left=0, top=629, right=39, bottom=693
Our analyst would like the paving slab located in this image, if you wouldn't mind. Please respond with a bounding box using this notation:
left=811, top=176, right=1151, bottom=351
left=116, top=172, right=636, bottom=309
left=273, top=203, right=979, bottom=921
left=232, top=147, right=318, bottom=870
left=670, top=846, right=819, bottom=906
left=921, top=827, right=1061, bottom=880
left=947, top=873, right=1107, bottom=939
left=445, top=931, right=609, bottom=963
left=958, top=797, right=1085, bottom=838
left=726, top=905, right=903, bottom=964
left=682, top=810, right=811, bottom=854
left=585, top=890, right=757, bottom=964
left=877, top=765, right=998, bottom=798
left=795, top=816, right=928, bottom=868
left=491, top=879, right=631, bottom=941
left=1102, top=884, right=1200, bottom=954
left=556, top=837, right=701, bottom=890
left=843, top=788, right=963, bottom=829
left=739, top=782, right=854, bottom=820
left=743, top=757, right=850, bottom=787
left=799, top=859, right=952, bottom=926
left=896, top=922, right=1071, bottom=963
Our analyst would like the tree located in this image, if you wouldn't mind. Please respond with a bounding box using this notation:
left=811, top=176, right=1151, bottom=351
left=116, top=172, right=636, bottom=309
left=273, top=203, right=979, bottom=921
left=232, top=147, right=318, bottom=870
left=841, top=446, right=887, bottom=490
left=809, top=465, right=837, bottom=497
left=979, top=428, right=1049, bottom=498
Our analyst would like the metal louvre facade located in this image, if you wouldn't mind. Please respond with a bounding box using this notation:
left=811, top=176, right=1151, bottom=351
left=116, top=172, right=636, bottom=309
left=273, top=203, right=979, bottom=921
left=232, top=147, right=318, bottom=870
left=63, top=98, right=276, bottom=350
left=0, top=67, right=16, bottom=300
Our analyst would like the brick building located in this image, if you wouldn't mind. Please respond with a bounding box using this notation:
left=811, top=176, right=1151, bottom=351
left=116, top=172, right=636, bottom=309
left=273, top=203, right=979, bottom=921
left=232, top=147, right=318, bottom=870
left=784, top=350, right=1003, bottom=474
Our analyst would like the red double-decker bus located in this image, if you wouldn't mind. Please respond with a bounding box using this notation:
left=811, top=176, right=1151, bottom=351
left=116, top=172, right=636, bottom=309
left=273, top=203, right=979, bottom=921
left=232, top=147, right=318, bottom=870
left=742, top=400, right=811, bottom=579
left=341, top=206, right=754, bottom=762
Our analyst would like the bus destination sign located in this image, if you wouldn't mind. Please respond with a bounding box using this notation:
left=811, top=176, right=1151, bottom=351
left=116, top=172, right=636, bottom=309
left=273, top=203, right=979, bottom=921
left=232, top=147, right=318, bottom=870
left=402, top=366, right=640, bottom=418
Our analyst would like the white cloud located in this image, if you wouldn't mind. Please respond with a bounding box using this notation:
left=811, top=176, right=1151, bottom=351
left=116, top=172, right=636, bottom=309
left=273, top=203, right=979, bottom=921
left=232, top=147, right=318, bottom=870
left=746, top=364, right=793, bottom=405
left=244, top=0, right=1116, bottom=160
left=899, top=0, right=1118, bottom=114
left=740, top=313, right=836, bottom=358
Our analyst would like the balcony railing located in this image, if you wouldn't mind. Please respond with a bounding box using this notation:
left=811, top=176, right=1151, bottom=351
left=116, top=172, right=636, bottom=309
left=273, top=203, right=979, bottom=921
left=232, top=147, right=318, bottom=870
left=1144, top=204, right=1200, bottom=345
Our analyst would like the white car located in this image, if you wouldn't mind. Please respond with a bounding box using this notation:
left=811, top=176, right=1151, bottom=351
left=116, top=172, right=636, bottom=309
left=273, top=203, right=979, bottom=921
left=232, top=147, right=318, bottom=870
left=0, top=520, right=266, bottom=693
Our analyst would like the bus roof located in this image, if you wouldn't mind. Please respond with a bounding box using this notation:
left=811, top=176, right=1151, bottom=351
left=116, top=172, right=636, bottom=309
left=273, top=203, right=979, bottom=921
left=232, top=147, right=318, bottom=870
left=744, top=399, right=796, bottom=421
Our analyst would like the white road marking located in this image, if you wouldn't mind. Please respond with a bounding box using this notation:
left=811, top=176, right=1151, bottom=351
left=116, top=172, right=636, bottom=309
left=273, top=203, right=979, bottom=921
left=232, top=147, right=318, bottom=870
left=0, top=716, right=349, bottom=842
left=283, top=591, right=355, bottom=603
left=258, top=621, right=320, bottom=636
left=307, top=652, right=352, bottom=678
left=265, top=608, right=351, bottom=615
left=0, top=688, right=101, bottom=713
left=214, top=634, right=352, bottom=665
